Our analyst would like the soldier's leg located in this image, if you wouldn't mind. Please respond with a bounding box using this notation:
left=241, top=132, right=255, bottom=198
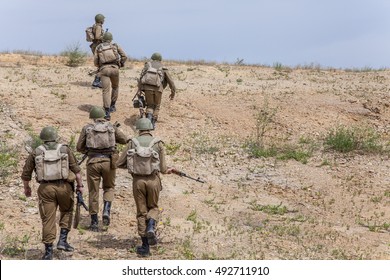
left=144, top=90, right=156, bottom=116
left=101, top=160, right=115, bottom=226
left=37, top=183, right=58, bottom=259
left=109, top=69, right=120, bottom=113
left=87, top=162, right=102, bottom=231
left=145, top=175, right=161, bottom=245
left=57, top=182, right=75, bottom=251
left=100, top=68, right=111, bottom=119
left=133, top=177, right=150, bottom=257
left=153, top=91, right=163, bottom=121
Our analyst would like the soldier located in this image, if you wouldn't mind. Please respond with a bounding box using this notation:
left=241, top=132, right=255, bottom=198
left=76, top=106, right=129, bottom=231
left=138, top=52, right=176, bottom=129
left=94, top=32, right=127, bottom=120
left=89, top=13, right=105, bottom=88
left=21, top=126, right=84, bottom=260
left=117, top=118, right=173, bottom=257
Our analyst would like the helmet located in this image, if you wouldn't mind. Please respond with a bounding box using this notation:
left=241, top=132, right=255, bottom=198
left=102, top=32, right=113, bottom=42
left=39, top=126, right=58, bottom=142
left=135, top=118, right=153, bottom=131
left=95, top=14, right=105, bottom=23
left=89, top=106, right=105, bottom=119
left=151, top=52, right=162, bottom=61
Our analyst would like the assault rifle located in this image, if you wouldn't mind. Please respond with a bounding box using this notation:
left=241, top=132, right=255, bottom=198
left=171, top=169, right=206, bottom=184
left=73, top=190, right=89, bottom=229
left=132, top=89, right=146, bottom=117
left=78, top=153, right=88, bottom=165
left=88, top=69, right=99, bottom=76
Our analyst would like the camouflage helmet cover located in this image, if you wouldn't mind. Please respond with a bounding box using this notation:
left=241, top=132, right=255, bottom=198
left=151, top=52, right=162, bottom=61
left=135, top=118, right=153, bottom=131
left=39, top=126, right=58, bottom=142
left=102, top=32, right=113, bottom=42
left=95, top=14, right=105, bottom=23
left=89, top=106, right=106, bottom=119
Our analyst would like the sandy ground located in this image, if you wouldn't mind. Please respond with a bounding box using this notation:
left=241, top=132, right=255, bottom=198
left=0, top=53, right=389, bottom=260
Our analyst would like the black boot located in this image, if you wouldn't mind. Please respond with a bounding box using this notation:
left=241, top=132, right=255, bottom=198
left=42, top=243, right=53, bottom=260
left=57, top=228, right=74, bottom=252
left=109, top=102, right=116, bottom=113
left=90, top=214, right=99, bottom=232
left=104, top=107, right=111, bottom=121
left=102, top=201, right=112, bottom=226
left=146, top=112, right=153, bottom=122
left=146, top=218, right=157, bottom=246
left=151, top=117, right=157, bottom=130
left=136, top=237, right=150, bottom=257
left=92, top=76, right=102, bottom=88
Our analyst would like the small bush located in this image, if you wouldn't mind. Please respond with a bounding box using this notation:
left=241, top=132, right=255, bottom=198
left=0, top=144, right=18, bottom=180
left=61, top=42, right=87, bottom=67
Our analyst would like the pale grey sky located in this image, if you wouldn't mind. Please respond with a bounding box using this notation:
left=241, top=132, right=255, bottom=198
left=1, top=0, right=389, bottom=68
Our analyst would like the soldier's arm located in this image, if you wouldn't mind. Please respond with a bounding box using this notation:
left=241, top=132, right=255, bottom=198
left=94, top=51, right=99, bottom=67
left=21, top=153, right=35, bottom=197
left=76, top=127, right=87, bottom=154
left=157, top=141, right=168, bottom=174
left=94, top=24, right=103, bottom=41
left=115, top=126, right=130, bottom=145
left=164, top=69, right=176, bottom=98
left=116, top=142, right=131, bottom=169
left=116, top=44, right=127, bottom=66
left=67, top=147, right=83, bottom=190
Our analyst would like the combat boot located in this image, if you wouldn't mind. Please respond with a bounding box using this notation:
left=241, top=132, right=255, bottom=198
left=102, top=201, right=112, bottom=226
left=104, top=107, right=111, bottom=121
left=57, top=228, right=74, bottom=252
left=109, top=102, right=116, bottom=113
left=146, top=112, right=153, bottom=122
left=42, top=243, right=53, bottom=260
left=146, top=218, right=157, bottom=245
left=90, top=214, right=99, bottom=232
left=151, top=117, right=157, bottom=130
left=92, top=76, right=102, bottom=88
left=136, top=237, right=150, bottom=257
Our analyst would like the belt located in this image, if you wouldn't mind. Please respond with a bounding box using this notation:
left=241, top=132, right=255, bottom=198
left=88, top=154, right=111, bottom=159
left=40, top=179, right=65, bottom=184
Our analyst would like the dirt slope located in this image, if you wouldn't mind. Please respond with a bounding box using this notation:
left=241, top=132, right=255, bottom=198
left=0, top=54, right=389, bottom=260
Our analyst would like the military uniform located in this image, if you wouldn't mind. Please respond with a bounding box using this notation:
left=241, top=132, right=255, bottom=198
left=138, top=53, right=176, bottom=128
left=94, top=32, right=127, bottom=120
left=77, top=110, right=129, bottom=231
left=117, top=118, right=169, bottom=257
left=21, top=127, right=83, bottom=260
left=89, top=14, right=105, bottom=55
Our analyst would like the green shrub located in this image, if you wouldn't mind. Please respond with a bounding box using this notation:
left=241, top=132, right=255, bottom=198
left=61, top=42, right=87, bottom=67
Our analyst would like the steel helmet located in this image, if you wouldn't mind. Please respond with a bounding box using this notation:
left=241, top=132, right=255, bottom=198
left=95, top=14, right=105, bottom=23
left=151, top=52, right=162, bottom=61
left=102, top=32, right=113, bottom=42
left=89, top=106, right=105, bottom=119
left=39, top=126, right=58, bottom=142
left=135, top=118, right=153, bottom=131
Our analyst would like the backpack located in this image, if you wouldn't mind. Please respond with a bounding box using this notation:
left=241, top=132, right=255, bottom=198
left=85, top=121, right=116, bottom=150
left=85, top=26, right=94, bottom=42
left=35, top=144, right=69, bottom=182
left=126, top=137, right=161, bottom=175
left=96, top=42, right=119, bottom=64
left=140, top=62, right=164, bottom=87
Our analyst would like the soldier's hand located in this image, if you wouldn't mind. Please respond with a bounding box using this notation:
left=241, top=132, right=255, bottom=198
left=24, top=186, right=32, bottom=197
left=166, top=167, right=175, bottom=174
left=76, top=184, right=84, bottom=194
left=169, top=93, right=175, bottom=100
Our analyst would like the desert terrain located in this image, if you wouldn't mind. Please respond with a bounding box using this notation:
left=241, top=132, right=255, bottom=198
left=0, top=53, right=389, bottom=260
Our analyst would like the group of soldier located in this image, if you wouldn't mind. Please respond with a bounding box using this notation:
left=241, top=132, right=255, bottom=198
left=21, top=13, right=178, bottom=260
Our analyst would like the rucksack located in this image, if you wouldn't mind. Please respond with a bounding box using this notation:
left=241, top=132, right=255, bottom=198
left=96, top=43, right=119, bottom=64
left=85, top=26, right=94, bottom=42
left=140, top=62, right=164, bottom=87
left=85, top=122, right=116, bottom=150
left=35, top=144, right=69, bottom=182
left=126, top=137, right=161, bottom=175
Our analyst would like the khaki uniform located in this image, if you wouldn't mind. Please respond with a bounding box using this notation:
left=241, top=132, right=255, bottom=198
left=90, top=23, right=104, bottom=54
left=117, top=131, right=167, bottom=237
left=139, top=60, right=176, bottom=120
left=76, top=119, right=129, bottom=215
left=21, top=144, right=81, bottom=245
left=94, top=43, right=127, bottom=109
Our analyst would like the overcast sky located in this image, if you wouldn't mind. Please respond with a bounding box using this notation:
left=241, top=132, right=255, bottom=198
left=1, top=0, right=389, bottom=68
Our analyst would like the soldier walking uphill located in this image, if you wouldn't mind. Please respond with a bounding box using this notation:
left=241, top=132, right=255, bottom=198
left=21, top=127, right=84, bottom=260
left=88, top=13, right=106, bottom=88
left=117, top=118, right=173, bottom=257
left=94, top=32, right=127, bottom=120
left=76, top=106, right=129, bottom=231
left=138, top=53, right=176, bottom=129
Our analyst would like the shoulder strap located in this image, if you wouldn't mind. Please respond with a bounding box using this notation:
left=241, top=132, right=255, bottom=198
left=131, top=137, right=140, bottom=148
left=148, top=137, right=161, bottom=148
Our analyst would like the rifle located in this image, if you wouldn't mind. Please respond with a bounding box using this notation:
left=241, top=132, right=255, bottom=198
left=132, top=89, right=146, bottom=117
left=78, top=153, right=88, bottom=165
left=172, top=169, right=206, bottom=184
left=73, top=190, right=89, bottom=229
left=88, top=69, right=99, bottom=76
